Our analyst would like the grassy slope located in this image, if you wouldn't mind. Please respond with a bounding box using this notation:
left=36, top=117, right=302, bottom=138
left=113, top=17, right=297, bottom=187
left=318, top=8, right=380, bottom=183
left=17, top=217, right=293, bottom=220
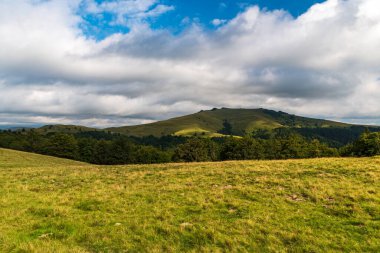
left=107, top=108, right=350, bottom=137
left=1, top=148, right=379, bottom=252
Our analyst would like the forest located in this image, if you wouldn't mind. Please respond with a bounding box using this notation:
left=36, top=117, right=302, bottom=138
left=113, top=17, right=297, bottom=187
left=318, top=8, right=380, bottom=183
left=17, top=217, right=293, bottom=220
left=1, top=128, right=379, bottom=164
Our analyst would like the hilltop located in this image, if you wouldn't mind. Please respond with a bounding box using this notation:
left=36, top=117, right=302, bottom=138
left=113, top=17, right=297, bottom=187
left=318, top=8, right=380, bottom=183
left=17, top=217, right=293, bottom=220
left=0, top=148, right=379, bottom=252
left=107, top=108, right=349, bottom=137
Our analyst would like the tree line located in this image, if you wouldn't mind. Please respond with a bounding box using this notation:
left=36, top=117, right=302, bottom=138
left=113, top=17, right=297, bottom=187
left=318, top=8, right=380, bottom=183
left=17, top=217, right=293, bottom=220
left=0, top=128, right=380, bottom=164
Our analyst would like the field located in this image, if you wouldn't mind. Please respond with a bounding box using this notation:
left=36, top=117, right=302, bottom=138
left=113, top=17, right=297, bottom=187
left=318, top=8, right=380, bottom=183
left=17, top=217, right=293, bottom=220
left=0, top=148, right=379, bottom=252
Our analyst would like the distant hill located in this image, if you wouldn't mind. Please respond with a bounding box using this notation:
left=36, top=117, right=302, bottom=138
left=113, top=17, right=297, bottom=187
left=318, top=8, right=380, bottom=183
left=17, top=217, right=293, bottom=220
left=106, top=108, right=350, bottom=137
left=35, top=124, right=98, bottom=134
left=31, top=108, right=378, bottom=146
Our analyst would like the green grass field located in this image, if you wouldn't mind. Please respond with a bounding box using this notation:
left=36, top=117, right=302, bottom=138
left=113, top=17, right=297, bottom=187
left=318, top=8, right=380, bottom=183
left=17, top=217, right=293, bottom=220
left=0, top=148, right=379, bottom=252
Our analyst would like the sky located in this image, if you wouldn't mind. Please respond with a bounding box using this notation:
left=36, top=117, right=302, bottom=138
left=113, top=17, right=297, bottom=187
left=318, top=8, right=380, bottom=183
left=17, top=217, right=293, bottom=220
left=1, top=0, right=380, bottom=128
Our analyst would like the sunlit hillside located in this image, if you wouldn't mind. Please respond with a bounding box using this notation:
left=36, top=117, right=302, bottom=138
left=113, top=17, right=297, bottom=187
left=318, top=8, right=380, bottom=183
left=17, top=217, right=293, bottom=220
left=106, top=108, right=350, bottom=137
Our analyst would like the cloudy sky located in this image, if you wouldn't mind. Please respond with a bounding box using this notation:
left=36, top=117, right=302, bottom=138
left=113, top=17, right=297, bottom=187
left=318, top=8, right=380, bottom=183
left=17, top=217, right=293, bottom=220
left=1, top=0, right=380, bottom=128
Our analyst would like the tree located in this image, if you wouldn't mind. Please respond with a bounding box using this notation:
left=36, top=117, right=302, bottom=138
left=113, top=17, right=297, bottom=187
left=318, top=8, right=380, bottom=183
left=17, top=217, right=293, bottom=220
left=218, top=120, right=233, bottom=135
left=109, top=137, right=136, bottom=164
left=349, top=132, right=380, bottom=157
left=93, top=140, right=113, bottom=164
left=307, top=139, right=338, bottom=158
left=239, top=137, right=265, bottom=160
left=44, top=133, right=78, bottom=159
left=77, top=138, right=97, bottom=163
left=173, top=138, right=219, bottom=162
left=135, top=146, right=171, bottom=164
left=278, top=134, right=307, bottom=159
left=25, top=130, right=45, bottom=152
left=220, top=138, right=243, bottom=160
left=220, top=137, right=265, bottom=160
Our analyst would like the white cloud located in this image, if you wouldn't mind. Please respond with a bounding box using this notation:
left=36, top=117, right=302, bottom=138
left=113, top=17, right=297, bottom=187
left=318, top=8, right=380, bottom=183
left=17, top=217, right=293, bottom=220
left=219, top=2, right=227, bottom=9
left=1, top=0, right=380, bottom=127
left=211, top=18, right=227, bottom=26
left=82, top=0, right=174, bottom=28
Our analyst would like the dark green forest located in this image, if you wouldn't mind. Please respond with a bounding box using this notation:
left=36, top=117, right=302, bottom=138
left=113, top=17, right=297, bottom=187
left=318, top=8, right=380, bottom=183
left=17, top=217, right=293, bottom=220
left=1, top=127, right=380, bottom=164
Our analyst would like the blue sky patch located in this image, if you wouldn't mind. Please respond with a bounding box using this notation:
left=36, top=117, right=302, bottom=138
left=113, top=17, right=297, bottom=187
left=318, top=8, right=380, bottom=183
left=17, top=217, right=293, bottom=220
left=81, top=0, right=326, bottom=40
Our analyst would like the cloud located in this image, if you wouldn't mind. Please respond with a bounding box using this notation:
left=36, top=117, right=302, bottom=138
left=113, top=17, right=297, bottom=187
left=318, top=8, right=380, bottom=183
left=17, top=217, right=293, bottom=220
left=82, top=0, right=174, bottom=28
left=211, top=18, right=227, bottom=26
left=1, top=0, right=380, bottom=127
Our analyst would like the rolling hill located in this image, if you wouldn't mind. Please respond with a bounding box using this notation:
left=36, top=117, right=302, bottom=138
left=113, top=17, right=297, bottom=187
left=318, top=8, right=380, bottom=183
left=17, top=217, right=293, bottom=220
left=106, top=108, right=350, bottom=137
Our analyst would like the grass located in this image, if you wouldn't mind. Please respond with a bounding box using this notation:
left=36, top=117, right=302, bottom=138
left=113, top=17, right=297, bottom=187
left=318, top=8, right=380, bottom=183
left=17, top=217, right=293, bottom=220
left=0, top=148, right=379, bottom=252
left=173, top=127, right=232, bottom=138
left=174, top=127, right=222, bottom=137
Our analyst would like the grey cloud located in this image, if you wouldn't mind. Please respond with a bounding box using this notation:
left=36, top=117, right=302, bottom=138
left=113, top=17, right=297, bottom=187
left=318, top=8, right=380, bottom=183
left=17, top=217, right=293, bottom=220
left=1, top=0, right=380, bottom=127
left=243, top=67, right=356, bottom=99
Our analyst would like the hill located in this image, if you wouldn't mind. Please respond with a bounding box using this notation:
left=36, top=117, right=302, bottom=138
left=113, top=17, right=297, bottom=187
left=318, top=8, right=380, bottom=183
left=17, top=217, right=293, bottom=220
left=0, top=148, right=86, bottom=168
left=35, top=124, right=98, bottom=134
left=106, top=108, right=350, bottom=137
left=0, top=148, right=379, bottom=252
left=18, top=108, right=380, bottom=147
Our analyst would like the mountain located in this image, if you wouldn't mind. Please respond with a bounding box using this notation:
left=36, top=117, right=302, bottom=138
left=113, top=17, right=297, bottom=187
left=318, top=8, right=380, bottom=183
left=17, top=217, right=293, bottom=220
left=18, top=108, right=380, bottom=147
left=106, top=108, right=350, bottom=137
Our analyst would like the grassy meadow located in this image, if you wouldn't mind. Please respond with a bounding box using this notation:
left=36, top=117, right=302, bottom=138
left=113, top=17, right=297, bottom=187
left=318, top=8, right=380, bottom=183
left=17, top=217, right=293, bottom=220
left=0, top=148, right=379, bottom=252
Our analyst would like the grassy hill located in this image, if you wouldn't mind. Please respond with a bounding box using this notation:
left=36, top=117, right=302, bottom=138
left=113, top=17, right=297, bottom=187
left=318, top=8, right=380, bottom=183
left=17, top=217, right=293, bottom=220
left=23, top=108, right=379, bottom=147
left=1, top=148, right=379, bottom=252
left=107, top=108, right=350, bottom=137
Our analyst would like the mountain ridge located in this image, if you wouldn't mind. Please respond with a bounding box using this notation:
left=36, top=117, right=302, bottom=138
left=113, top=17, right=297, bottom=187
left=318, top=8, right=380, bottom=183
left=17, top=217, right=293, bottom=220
left=7, top=108, right=380, bottom=147
left=104, top=108, right=350, bottom=137
left=28, top=108, right=380, bottom=138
